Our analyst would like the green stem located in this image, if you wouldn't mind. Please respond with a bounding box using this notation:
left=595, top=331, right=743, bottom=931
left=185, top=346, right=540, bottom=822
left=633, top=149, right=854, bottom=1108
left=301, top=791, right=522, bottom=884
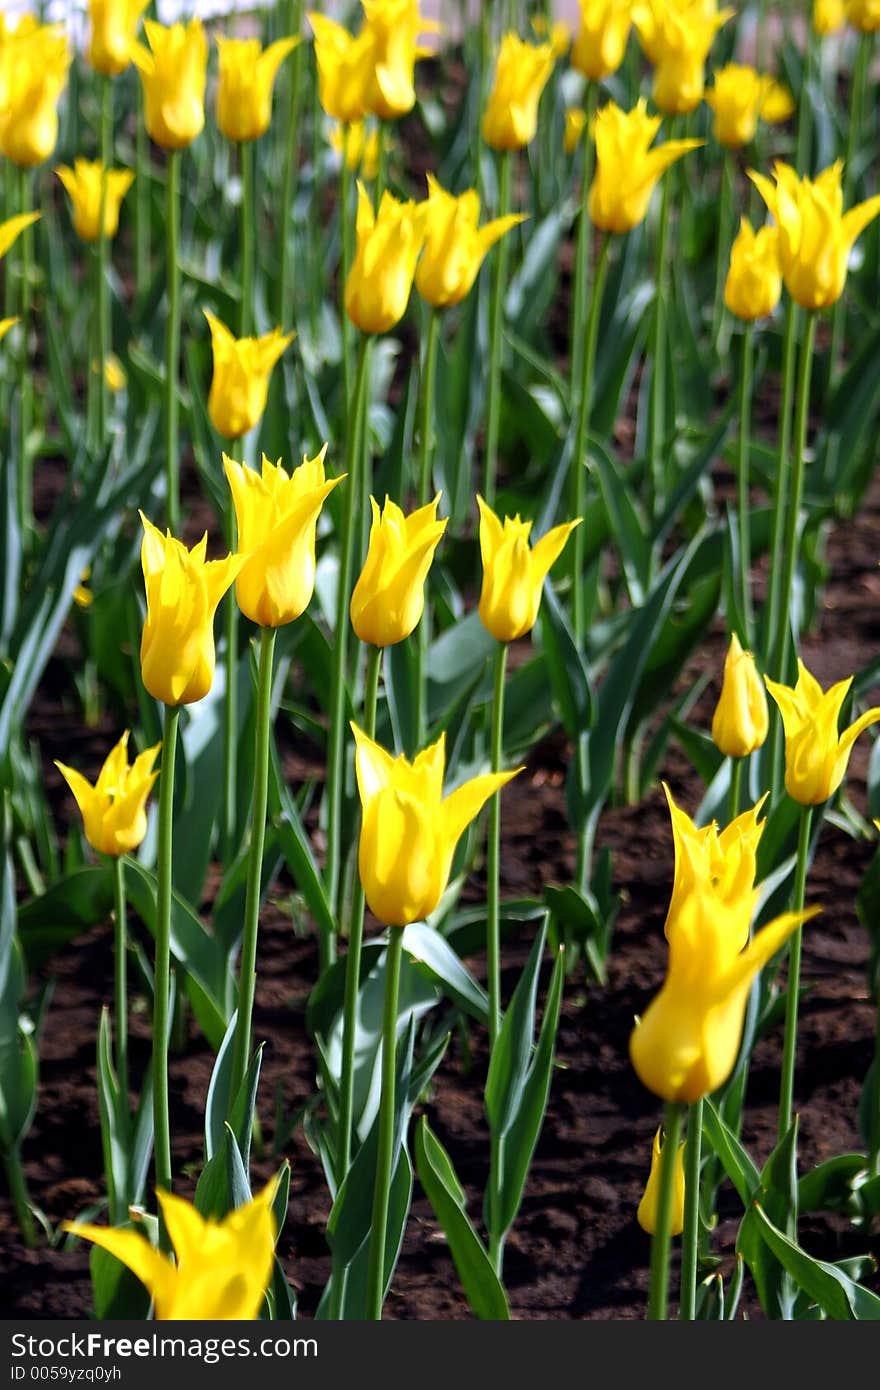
left=365, top=923, right=405, bottom=1320
left=240, top=140, right=255, bottom=339
left=164, top=150, right=181, bottom=533
left=778, top=804, right=813, bottom=1141
left=112, top=854, right=129, bottom=1124
left=374, top=121, right=387, bottom=204
left=484, top=150, right=512, bottom=508
left=828, top=32, right=869, bottom=385
left=414, top=309, right=441, bottom=750
left=340, top=131, right=353, bottom=415
left=229, top=627, right=277, bottom=1108
left=486, top=642, right=508, bottom=1049
left=222, top=487, right=240, bottom=866
left=17, top=166, right=34, bottom=537
left=728, top=756, right=743, bottom=825
left=648, top=164, right=672, bottom=530
left=712, top=151, right=733, bottom=356
left=97, top=75, right=112, bottom=447
left=679, top=1097, right=703, bottom=1321
left=572, top=233, right=609, bottom=646
left=135, top=86, right=150, bottom=302
left=570, top=83, right=597, bottom=399
left=3, top=1147, right=37, bottom=1249
left=736, top=325, right=755, bottom=643
left=871, top=983, right=880, bottom=1177
left=761, top=299, right=799, bottom=664
left=647, top=1102, right=685, bottom=1320
left=153, top=704, right=180, bottom=1223
left=279, top=0, right=304, bottom=330
left=795, top=29, right=815, bottom=175
left=3, top=162, right=15, bottom=320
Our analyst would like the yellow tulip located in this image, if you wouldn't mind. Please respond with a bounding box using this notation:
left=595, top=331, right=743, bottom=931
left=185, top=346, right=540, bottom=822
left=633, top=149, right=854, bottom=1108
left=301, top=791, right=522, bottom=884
left=571, top=0, right=632, bottom=80
left=564, top=107, right=588, bottom=155
left=481, top=32, right=555, bottom=152
left=307, top=12, right=372, bottom=124
left=0, top=22, right=71, bottom=168
left=530, top=13, right=573, bottom=57
left=72, top=565, right=93, bottom=608
left=705, top=65, right=794, bottom=149
left=711, top=632, right=770, bottom=757
left=415, top=174, right=526, bottom=309
left=0, top=317, right=19, bottom=345
left=131, top=19, right=208, bottom=151
left=224, top=449, right=343, bottom=629
left=215, top=35, right=299, bottom=143
left=88, top=0, right=148, bottom=77
left=749, top=159, right=880, bottom=310
left=637, top=1127, right=686, bottom=1235
left=814, top=0, right=845, bottom=31
left=64, top=1182, right=277, bottom=1320
left=846, top=0, right=880, bottom=30
left=724, top=217, right=782, bottom=322
left=139, top=513, right=245, bottom=707
left=55, top=160, right=134, bottom=243
left=476, top=495, right=581, bottom=643
left=204, top=309, right=295, bottom=441
left=588, top=98, right=703, bottom=234
left=345, top=182, right=428, bottom=334
left=360, top=0, right=439, bottom=120
left=55, top=732, right=160, bottom=858
left=765, top=659, right=880, bottom=806
left=329, top=120, right=382, bottom=179
left=104, top=355, right=127, bottom=393
left=663, top=783, right=767, bottom=937
left=350, top=494, right=448, bottom=646
left=352, top=725, right=521, bottom=926
left=633, top=0, right=733, bottom=115
left=0, top=211, right=40, bottom=261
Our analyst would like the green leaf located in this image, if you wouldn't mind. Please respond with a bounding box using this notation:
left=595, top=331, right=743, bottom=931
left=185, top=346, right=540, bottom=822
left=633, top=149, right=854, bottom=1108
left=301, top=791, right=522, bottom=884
left=485, top=920, right=547, bottom=1139
left=402, top=921, right=488, bottom=1022
left=750, top=1202, right=880, bottom=1320
left=538, top=581, right=593, bottom=740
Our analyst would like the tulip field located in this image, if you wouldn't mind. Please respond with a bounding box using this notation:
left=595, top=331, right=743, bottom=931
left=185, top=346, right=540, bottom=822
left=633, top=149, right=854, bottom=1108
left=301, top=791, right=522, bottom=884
left=2, top=0, right=880, bottom=1325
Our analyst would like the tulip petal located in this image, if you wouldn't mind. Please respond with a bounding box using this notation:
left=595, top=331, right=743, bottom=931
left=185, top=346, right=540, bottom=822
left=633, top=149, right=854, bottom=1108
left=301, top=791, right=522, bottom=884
left=441, top=768, right=523, bottom=849
left=351, top=722, right=399, bottom=806
left=63, top=1221, right=173, bottom=1305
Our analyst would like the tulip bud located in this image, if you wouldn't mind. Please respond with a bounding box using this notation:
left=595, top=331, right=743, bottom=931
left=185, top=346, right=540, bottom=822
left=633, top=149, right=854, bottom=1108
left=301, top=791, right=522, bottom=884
left=0, top=22, right=71, bottom=168
left=329, top=121, right=382, bottom=179
left=477, top=496, right=580, bottom=643
left=765, top=659, right=880, bottom=806
left=705, top=65, right=794, bottom=149
left=846, top=0, right=880, bottom=31
left=55, top=732, right=161, bottom=858
left=637, top=1127, right=686, bottom=1235
left=634, top=0, right=734, bottom=116
left=481, top=33, right=555, bottom=152
left=131, top=20, right=208, bottom=151
left=204, top=310, right=295, bottom=441
left=415, top=174, right=525, bottom=310
left=563, top=108, right=587, bottom=156
left=360, top=0, right=438, bottom=121
left=215, top=35, right=299, bottom=143
left=711, top=633, right=770, bottom=758
left=813, top=0, right=845, bottom=29
left=588, top=99, right=703, bottom=235
left=724, top=218, right=782, bottom=322
left=345, top=182, right=427, bottom=334
left=350, top=494, right=447, bottom=647
left=571, top=0, right=632, bottom=80
left=307, top=12, right=372, bottom=124
left=55, top=160, right=134, bottom=243
left=88, top=0, right=148, bottom=78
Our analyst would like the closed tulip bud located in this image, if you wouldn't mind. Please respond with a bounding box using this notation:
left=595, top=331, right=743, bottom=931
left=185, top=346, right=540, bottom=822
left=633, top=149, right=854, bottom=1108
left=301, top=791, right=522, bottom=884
left=307, top=13, right=372, bottom=124
left=55, top=732, right=160, bottom=858
left=345, top=182, right=428, bottom=334
left=637, top=1127, right=686, bottom=1235
left=724, top=218, right=782, bottom=321
left=588, top=99, right=703, bottom=235
left=564, top=107, right=587, bottom=155
left=0, top=22, right=71, bottom=168
left=64, top=1182, right=277, bottom=1320
left=415, top=174, right=525, bottom=309
left=749, top=159, right=880, bottom=310
left=846, top=0, right=880, bottom=30
left=88, top=0, right=148, bottom=77
left=329, top=120, right=382, bottom=179
left=705, top=65, right=794, bottom=148
left=352, top=725, right=521, bottom=926
left=481, top=33, right=555, bottom=152
left=633, top=0, right=733, bottom=115
left=55, top=160, right=134, bottom=242
left=360, top=0, right=439, bottom=120
left=0, top=211, right=40, bottom=262
left=131, top=20, right=207, bottom=151
left=204, top=309, right=295, bottom=440
left=350, top=494, right=447, bottom=646
left=711, top=633, right=770, bottom=757
left=663, top=783, right=767, bottom=936
left=477, top=495, right=581, bottom=643
left=139, top=513, right=245, bottom=707
left=572, top=0, right=632, bottom=80
left=765, top=659, right=880, bottom=806
left=814, top=0, right=845, bottom=29
left=215, top=35, right=299, bottom=143
left=224, top=449, right=343, bottom=629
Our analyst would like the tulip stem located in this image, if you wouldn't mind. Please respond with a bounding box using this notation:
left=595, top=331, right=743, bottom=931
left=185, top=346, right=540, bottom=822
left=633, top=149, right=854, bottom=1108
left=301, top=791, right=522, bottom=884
left=154, top=703, right=180, bottom=1230
left=3, top=1146, right=37, bottom=1249
left=487, top=641, right=508, bottom=1050
left=374, top=121, right=388, bottom=205
left=229, top=627, right=277, bottom=1112
left=279, top=0, right=304, bottom=331
left=572, top=232, right=609, bottom=647
left=240, top=140, right=254, bottom=340
left=711, top=151, right=733, bottom=360
left=164, top=150, right=181, bottom=533
left=17, top=166, right=34, bottom=538
left=778, top=805, right=812, bottom=1142
left=728, top=756, right=743, bottom=825
left=484, top=150, right=512, bottom=509
left=795, top=27, right=816, bottom=176
left=112, top=853, right=130, bottom=1131
left=97, top=75, right=112, bottom=448
left=761, top=298, right=798, bottom=668
left=222, top=490, right=240, bottom=867
left=366, top=923, right=405, bottom=1321
left=647, top=1101, right=685, bottom=1320
left=828, top=32, right=869, bottom=387
left=570, top=82, right=597, bottom=410
left=679, top=1098, right=702, bottom=1320
left=414, top=308, right=441, bottom=750
left=871, top=984, right=880, bottom=1178
left=736, top=323, right=754, bottom=644
left=647, top=160, right=672, bottom=534
left=135, top=86, right=150, bottom=304
left=340, top=126, right=353, bottom=410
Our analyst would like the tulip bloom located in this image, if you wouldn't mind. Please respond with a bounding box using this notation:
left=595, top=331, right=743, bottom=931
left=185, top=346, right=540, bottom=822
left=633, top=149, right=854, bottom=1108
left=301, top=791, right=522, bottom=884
left=765, top=660, right=880, bottom=806
left=571, top=0, right=632, bottom=80
left=329, top=120, right=381, bottom=179
left=55, top=732, right=160, bottom=858
left=705, top=65, right=794, bottom=149
left=634, top=0, right=733, bottom=116
left=204, top=310, right=295, bottom=441
left=350, top=494, right=447, bottom=647
left=846, top=0, right=880, bottom=29
left=345, top=182, right=427, bottom=334
left=352, top=725, right=520, bottom=926
left=814, top=0, right=845, bottom=30
left=724, top=218, right=782, bottom=321
left=360, top=0, right=439, bottom=121
left=588, top=99, right=703, bottom=234
left=477, top=496, right=580, bottom=643
left=0, top=22, right=71, bottom=167
left=307, top=12, right=372, bottom=124
left=637, top=1127, right=685, bottom=1235
left=663, top=784, right=767, bottom=934
left=711, top=633, right=770, bottom=757
left=88, top=0, right=148, bottom=77
left=215, top=35, right=299, bottom=143
left=749, top=160, right=880, bottom=310
left=64, top=1183, right=276, bottom=1320
left=131, top=19, right=208, bottom=150
left=481, top=33, right=555, bottom=152
left=564, top=107, right=587, bottom=155
left=0, top=211, right=40, bottom=262
left=139, top=514, right=244, bottom=707
left=415, top=174, right=525, bottom=310
left=55, top=160, right=134, bottom=243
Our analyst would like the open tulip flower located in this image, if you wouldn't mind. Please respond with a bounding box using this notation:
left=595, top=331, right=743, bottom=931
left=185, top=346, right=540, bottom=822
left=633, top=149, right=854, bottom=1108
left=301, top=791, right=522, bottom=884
left=712, top=633, right=771, bottom=757
left=724, top=217, right=782, bottom=322
left=571, top=0, right=633, bottom=80
left=350, top=493, right=448, bottom=647
left=637, top=1127, right=686, bottom=1235
left=215, top=35, right=299, bottom=143
left=415, top=174, right=526, bottom=310
left=749, top=160, right=880, bottom=310
left=814, top=0, right=846, bottom=30
left=476, top=496, right=580, bottom=643
left=352, top=725, right=521, bottom=926
left=846, top=0, right=880, bottom=29
left=204, top=309, right=295, bottom=440
left=0, top=21, right=71, bottom=167
left=224, top=449, right=343, bottom=629
left=765, top=659, right=880, bottom=806
left=64, top=1183, right=277, bottom=1320
left=88, top=0, right=148, bottom=77
left=663, top=783, right=767, bottom=932
left=0, top=211, right=40, bottom=262
left=139, top=514, right=245, bottom=707
left=55, top=732, right=160, bottom=858
left=329, top=120, right=381, bottom=179
left=588, top=99, right=703, bottom=234
left=705, top=65, right=794, bottom=149
left=360, top=0, right=440, bottom=121
left=633, top=0, right=733, bottom=116
left=345, top=182, right=428, bottom=334
left=481, top=32, right=555, bottom=152
left=307, top=12, right=373, bottom=124
left=131, top=19, right=208, bottom=150
left=55, top=160, right=134, bottom=243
